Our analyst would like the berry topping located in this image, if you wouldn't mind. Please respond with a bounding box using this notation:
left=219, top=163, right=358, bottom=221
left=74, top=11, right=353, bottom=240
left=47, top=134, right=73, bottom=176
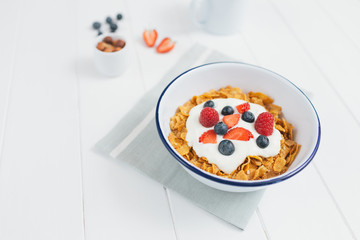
left=241, top=111, right=255, bottom=123
left=218, top=140, right=235, bottom=156
left=199, top=130, right=217, bottom=144
left=236, top=102, right=250, bottom=113
left=143, top=29, right=158, bottom=47
left=110, top=23, right=118, bottom=32
left=199, top=107, right=219, bottom=128
left=92, top=22, right=101, bottom=30
left=256, top=135, right=270, bottom=148
left=255, top=112, right=274, bottom=136
left=222, top=114, right=240, bottom=129
left=214, top=122, right=228, bottom=135
left=106, top=16, right=113, bottom=24
left=221, top=106, right=234, bottom=115
left=156, top=37, right=175, bottom=53
left=116, top=13, right=123, bottom=20
left=203, top=100, right=215, bottom=108
left=224, top=127, right=254, bottom=141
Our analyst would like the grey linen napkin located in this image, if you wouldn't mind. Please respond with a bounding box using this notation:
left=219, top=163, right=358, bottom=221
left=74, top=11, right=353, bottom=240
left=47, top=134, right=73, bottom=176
left=95, top=43, right=265, bottom=230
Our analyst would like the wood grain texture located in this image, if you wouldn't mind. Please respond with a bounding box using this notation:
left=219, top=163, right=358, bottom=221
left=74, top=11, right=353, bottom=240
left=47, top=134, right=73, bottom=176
left=0, top=0, right=84, bottom=239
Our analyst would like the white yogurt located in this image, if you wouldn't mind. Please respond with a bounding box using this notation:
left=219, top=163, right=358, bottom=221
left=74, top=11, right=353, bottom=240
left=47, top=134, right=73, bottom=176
left=185, top=98, right=282, bottom=174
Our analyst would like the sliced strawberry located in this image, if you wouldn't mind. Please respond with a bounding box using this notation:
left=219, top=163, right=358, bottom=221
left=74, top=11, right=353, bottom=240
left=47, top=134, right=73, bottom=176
left=199, top=130, right=217, bottom=144
left=156, top=37, right=175, bottom=53
left=236, top=102, right=250, bottom=114
left=224, top=127, right=254, bottom=141
left=222, top=114, right=240, bottom=129
left=143, top=29, right=158, bottom=47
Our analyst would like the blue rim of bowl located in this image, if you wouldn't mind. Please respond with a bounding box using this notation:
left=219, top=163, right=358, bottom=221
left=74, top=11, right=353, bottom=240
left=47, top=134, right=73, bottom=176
left=155, top=62, right=321, bottom=187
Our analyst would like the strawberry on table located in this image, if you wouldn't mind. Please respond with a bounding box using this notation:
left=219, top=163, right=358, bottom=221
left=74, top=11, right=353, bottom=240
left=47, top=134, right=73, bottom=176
left=224, top=127, right=254, bottom=141
left=143, top=29, right=158, bottom=47
left=156, top=37, right=175, bottom=53
left=199, top=130, right=217, bottom=144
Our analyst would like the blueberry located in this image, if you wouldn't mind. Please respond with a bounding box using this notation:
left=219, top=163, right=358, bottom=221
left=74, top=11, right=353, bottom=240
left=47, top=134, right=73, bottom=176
left=214, top=122, right=228, bottom=135
left=256, top=135, right=269, bottom=148
left=221, top=106, right=234, bottom=115
left=97, top=31, right=103, bottom=36
left=106, top=16, right=113, bottom=24
left=204, top=100, right=214, bottom=108
left=218, top=140, right=235, bottom=156
left=116, top=13, right=123, bottom=20
left=110, top=23, right=118, bottom=32
left=92, top=21, right=101, bottom=30
left=241, top=111, right=255, bottom=123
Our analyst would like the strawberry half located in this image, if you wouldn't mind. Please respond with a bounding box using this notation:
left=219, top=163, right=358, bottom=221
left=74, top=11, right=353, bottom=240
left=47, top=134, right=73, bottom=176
left=236, top=102, right=250, bottom=114
left=199, top=130, right=217, bottom=144
left=224, top=127, right=254, bottom=141
left=156, top=37, right=175, bottom=53
left=222, top=114, right=240, bottom=129
left=143, top=29, right=158, bottom=47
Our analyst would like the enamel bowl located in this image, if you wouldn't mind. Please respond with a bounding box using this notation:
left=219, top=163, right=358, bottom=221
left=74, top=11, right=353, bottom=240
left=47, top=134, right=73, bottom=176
left=155, top=62, right=320, bottom=192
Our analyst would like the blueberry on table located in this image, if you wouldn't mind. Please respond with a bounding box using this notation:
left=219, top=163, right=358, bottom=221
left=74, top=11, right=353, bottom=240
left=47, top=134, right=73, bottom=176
left=204, top=100, right=214, bottom=108
left=218, top=140, right=235, bottom=156
left=241, top=111, right=255, bottom=123
left=221, top=106, right=234, bottom=115
left=106, top=16, right=113, bottom=24
left=256, top=135, right=269, bottom=148
left=116, top=13, right=123, bottom=20
left=110, top=23, right=118, bottom=32
left=214, top=122, right=228, bottom=135
left=92, top=21, right=101, bottom=30
left=97, top=31, right=103, bottom=36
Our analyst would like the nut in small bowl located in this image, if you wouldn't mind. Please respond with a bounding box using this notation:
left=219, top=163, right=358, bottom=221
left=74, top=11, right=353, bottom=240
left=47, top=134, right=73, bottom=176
left=93, top=33, right=130, bottom=77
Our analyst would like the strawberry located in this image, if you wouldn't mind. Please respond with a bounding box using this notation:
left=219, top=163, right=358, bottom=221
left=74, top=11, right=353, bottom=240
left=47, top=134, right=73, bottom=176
left=224, top=127, right=254, bottom=141
left=255, top=112, right=274, bottom=136
left=199, top=130, right=217, bottom=144
left=222, top=114, right=240, bottom=129
left=143, top=29, right=158, bottom=47
left=199, top=107, right=219, bottom=128
left=156, top=37, right=175, bottom=53
left=236, top=102, right=250, bottom=114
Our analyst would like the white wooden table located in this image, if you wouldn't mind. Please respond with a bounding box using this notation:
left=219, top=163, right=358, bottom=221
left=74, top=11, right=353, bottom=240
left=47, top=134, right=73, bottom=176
left=0, top=0, right=359, bottom=239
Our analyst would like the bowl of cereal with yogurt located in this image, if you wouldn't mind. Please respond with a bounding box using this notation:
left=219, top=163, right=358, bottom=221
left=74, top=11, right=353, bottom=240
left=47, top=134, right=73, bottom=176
left=155, top=62, right=320, bottom=192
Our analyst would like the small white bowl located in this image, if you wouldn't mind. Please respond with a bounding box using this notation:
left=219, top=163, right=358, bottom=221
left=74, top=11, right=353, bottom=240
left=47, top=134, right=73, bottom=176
left=156, top=62, right=321, bottom=192
left=93, top=33, right=130, bottom=77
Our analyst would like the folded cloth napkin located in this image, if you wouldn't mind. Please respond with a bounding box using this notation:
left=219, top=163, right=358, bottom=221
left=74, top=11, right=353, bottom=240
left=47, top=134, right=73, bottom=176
left=95, top=43, right=265, bottom=230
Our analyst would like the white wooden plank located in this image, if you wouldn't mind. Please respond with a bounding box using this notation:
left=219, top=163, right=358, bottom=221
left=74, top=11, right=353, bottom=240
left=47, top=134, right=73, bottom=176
left=271, top=0, right=360, bottom=123
left=315, top=0, right=360, bottom=50
left=241, top=0, right=360, bottom=239
left=0, top=0, right=84, bottom=239
left=0, top=0, right=21, bottom=160
left=259, top=164, right=354, bottom=240
left=76, top=0, right=177, bottom=239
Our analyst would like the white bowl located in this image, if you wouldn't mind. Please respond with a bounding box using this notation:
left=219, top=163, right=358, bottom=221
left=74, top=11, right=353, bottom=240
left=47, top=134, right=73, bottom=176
left=93, top=33, right=130, bottom=77
left=155, top=62, right=320, bottom=192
